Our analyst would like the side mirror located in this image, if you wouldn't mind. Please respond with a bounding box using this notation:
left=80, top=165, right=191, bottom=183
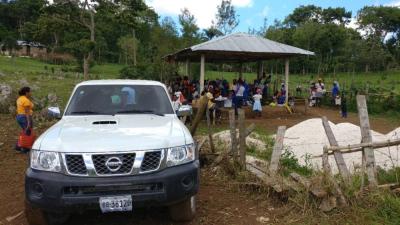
left=47, top=106, right=61, bottom=119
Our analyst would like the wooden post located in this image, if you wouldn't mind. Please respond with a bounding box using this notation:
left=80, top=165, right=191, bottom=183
left=322, top=117, right=350, bottom=182
left=200, top=54, right=205, bottom=93
left=206, top=106, right=215, bottom=153
left=257, top=61, right=263, bottom=80
left=269, top=126, right=286, bottom=174
left=212, top=123, right=255, bottom=167
left=229, top=110, right=237, bottom=159
left=322, top=146, right=331, bottom=173
left=185, top=58, right=190, bottom=77
left=238, top=109, right=246, bottom=167
left=190, top=96, right=208, bottom=136
left=285, top=58, right=289, bottom=104
left=239, top=62, right=243, bottom=79
left=357, top=95, right=377, bottom=187
left=304, top=98, right=308, bottom=114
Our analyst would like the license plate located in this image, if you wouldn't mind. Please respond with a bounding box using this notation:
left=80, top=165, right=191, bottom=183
left=99, top=195, right=132, bottom=213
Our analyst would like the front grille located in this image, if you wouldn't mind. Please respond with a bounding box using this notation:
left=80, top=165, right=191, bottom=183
left=65, top=155, right=87, bottom=175
left=141, top=151, right=162, bottom=172
left=92, top=153, right=135, bottom=175
left=63, top=183, right=164, bottom=196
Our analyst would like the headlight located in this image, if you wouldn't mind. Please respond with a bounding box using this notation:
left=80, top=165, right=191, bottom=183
left=30, top=150, right=62, bottom=172
left=166, top=144, right=195, bottom=167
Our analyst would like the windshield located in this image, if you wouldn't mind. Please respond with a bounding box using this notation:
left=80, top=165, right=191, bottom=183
left=65, top=84, right=174, bottom=116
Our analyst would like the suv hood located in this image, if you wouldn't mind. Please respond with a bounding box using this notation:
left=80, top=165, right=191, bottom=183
left=34, top=115, right=192, bottom=153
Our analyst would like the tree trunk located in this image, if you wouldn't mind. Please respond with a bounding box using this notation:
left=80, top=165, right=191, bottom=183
left=132, top=29, right=137, bottom=66
left=83, top=55, right=89, bottom=80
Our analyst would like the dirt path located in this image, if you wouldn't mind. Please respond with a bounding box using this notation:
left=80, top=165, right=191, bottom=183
left=0, top=106, right=398, bottom=224
left=0, top=114, right=282, bottom=225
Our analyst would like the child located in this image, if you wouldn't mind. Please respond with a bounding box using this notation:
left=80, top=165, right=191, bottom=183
left=341, top=94, right=347, bottom=118
left=252, top=88, right=263, bottom=117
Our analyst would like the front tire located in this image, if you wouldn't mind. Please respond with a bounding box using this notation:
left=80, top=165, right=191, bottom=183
left=169, top=195, right=196, bottom=222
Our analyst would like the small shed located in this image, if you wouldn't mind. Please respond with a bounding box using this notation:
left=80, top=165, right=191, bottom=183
left=15, top=40, right=47, bottom=57
left=166, top=33, right=314, bottom=104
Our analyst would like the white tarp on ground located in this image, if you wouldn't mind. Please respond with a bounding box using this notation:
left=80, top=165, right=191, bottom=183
left=283, top=118, right=400, bottom=173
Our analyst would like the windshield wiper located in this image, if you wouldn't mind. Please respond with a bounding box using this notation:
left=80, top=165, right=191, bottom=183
left=70, top=110, right=103, bottom=115
left=115, top=110, right=165, bottom=117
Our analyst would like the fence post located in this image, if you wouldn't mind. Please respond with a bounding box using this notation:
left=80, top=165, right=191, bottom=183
left=356, top=95, right=377, bottom=188
left=238, top=109, right=246, bottom=167
left=190, top=96, right=208, bottom=136
left=229, top=110, right=237, bottom=160
left=269, top=126, right=286, bottom=174
left=321, top=117, right=350, bottom=182
left=322, top=146, right=331, bottom=173
left=206, top=106, right=215, bottom=153
left=304, top=98, right=308, bottom=114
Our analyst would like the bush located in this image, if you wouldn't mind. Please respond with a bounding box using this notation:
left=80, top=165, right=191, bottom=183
left=119, top=64, right=158, bottom=80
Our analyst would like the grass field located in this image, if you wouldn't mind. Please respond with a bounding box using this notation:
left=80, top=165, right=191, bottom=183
left=1, top=56, right=400, bottom=109
left=0, top=56, right=124, bottom=107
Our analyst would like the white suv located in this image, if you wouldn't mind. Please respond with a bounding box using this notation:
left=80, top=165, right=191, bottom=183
left=25, top=80, right=199, bottom=225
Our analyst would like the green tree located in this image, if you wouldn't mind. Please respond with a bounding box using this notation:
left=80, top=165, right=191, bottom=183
left=118, top=35, right=138, bottom=65
left=203, top=23, right=223, bottom=40
left=357, top=6, right=400, bottom=41
left=179, top=8, right=200, bottom=47
left=284, top=5, right=322, bottom=27
left=215, top=0, right=239, bottom=35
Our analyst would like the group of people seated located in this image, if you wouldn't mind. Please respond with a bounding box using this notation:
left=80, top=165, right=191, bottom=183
left=166, top=73, right=273, bottom=121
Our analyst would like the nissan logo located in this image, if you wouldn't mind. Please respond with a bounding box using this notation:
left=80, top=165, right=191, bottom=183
left=105, top=157, right=123, bottom=172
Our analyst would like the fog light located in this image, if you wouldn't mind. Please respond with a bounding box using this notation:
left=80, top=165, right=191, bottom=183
left=32, top=182, right=43, bottom=198
left=181, top=175, right=194, bottom=189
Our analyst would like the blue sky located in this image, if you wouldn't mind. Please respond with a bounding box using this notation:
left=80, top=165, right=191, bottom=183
left=146, top=0, right=400, bottom=31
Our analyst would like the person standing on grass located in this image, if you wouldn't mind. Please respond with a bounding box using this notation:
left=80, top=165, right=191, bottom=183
left=331, top=81, right=340, bottom=105
left=16, top=86, right=34, bottom=153
left=315, top=78, right=325, bottom=106
left=252, top=88, right=263, bottom=117
left=341, top=94, right=347, bottom=118
left=206, top=86, right=216, bottom=122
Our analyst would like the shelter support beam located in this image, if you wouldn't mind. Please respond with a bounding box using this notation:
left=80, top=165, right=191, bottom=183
left=185, top=59, right=190, bottom=77
left=200, top=54, right=205, bottom=92
left=239, top=62, right=243, bottom=79
left=257, top=61, right=263, bottom=79
left=285, top=58, right=289, bottom=104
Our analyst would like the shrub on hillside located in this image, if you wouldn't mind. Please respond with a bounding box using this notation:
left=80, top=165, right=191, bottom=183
left=119, top=64, right=158, bottom=80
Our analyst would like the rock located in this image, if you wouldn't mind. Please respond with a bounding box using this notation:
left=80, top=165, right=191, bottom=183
left=0, top=84, right=13, bottom=113
left=19, top=78, right=29, bottom=87
left=319, top=196, right=337, bottom=212
left=0, top=84, right=12, bottom=97
left=256, top=216, right=270, bottom=224
left=30, top=84, right=39, bottom=91
left=47, top=93, right=58, bottom=103
left=211, top=130, right=267, bottom=152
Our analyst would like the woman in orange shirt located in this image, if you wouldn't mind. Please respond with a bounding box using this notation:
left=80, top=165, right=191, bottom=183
left=16, top=86, right=34, bottom=152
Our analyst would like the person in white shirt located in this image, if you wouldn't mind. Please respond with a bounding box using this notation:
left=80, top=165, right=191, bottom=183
left=234, top=79, right=245, bottom=116
left=252, top=88, right=263, bottom=117
left=315, top=78, right=325, bottom=106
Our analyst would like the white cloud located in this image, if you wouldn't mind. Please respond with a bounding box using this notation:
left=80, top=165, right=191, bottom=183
left=385, top=0, right=400, bottom=7
left=346, top=17, right=368, bottom=37
left=145, top=0, right=253, bottom=28
left=260, top=5, right=269, bottom=17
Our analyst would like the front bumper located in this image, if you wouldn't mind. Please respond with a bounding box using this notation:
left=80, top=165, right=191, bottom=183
left=25, top=160, right=199, bottom=213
